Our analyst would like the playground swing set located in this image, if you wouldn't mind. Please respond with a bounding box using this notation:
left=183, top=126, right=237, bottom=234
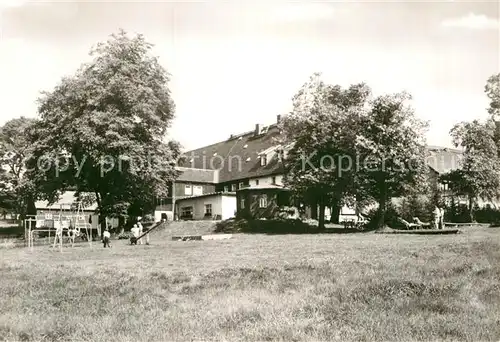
left=24, top=201, right=98, bottom=253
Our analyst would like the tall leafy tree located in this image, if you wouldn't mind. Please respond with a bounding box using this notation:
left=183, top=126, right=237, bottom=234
left=0, top=117, right=38, bottom=220
left=26, top=30, right=181, bottom=227
left=355, top=92, right=429, bottom=228
left=485, top=73, right=500, bottom=154
left=279, top=73, right=371, bottom=229
left=485, top=73, right=499, bottom=119
left=440, top=120, right=500, bottom=221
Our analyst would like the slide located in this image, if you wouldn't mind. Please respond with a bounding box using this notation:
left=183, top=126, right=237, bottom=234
left=130, top=221, right=167, bottom=245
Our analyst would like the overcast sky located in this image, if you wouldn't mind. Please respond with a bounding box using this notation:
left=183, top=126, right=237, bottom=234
left=0, top=0, right=498, bottom=151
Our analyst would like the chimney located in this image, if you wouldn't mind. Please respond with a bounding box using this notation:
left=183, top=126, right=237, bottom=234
left=277, top=115, right=281, bottom=124
left=255, top=123, right=262, bottom=136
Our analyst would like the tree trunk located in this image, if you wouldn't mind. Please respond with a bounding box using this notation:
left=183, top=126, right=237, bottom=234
left=468, top=196, right=475, bottom=222
left=330, top=204, right=341, bottom=224
left=377, top=180, right=387, bottom=229
left=94, top=191, right=107, bottom=237
left=318, top=202, right=326, bottom=230
left=310, top=199, right=318, bottom=220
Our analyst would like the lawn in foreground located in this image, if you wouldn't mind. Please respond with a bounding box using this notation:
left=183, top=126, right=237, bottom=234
left=0, top=226, right=499, bottom=341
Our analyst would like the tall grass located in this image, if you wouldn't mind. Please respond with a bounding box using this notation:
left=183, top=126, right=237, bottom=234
left=0, top=225, right=499, bottom=341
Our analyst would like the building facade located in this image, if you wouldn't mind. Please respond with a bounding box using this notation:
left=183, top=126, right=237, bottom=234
left=164, top=116, right=481, bottom=221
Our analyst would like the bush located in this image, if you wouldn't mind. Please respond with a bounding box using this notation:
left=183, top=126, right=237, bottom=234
left=214, top=218, right=318, bottom=234
left=474, top=206, right=500, bottom=224
left=117, top=231, right=133, bottom=240
left=142, top=214, right=155, bottom=223
left=398, top=194, right=432, bottom=223
left=365, top=203, right=400, bottom=230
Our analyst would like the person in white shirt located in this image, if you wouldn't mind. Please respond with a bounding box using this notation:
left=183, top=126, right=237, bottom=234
left=439, top=207, right=445, bottom=229
left=433, top=206, right=440, bottom=230
left=137, top=217, right=144, bottom=245
left=102, top=228, right=111, bottom=248
left=131, top=224, right=140, bottom=245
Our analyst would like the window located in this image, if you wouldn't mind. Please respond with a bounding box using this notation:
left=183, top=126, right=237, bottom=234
left=184, top=185, right=192, bottom=196
left=272, top=176, right=276, bottom=184
left=240, top=198, right=245, bottom=209
left=181, top=206, right=193, bottom=218
left=259, top=195, right=268, bottom=208
left=231, top=184, right=237, bottom=192
left=255, top=179, right=260, bottom=186
left=193, top=185, right=203, bottom=196
left=239, top=182, right=245, bottom=189
left=260, top=155, right=267, bottom=166
left=204, top=204, right=212, bottom=216
left=224, top=186, right=229, bottom=192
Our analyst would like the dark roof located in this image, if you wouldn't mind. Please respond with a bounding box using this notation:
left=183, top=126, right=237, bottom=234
left=176, top=167, right=218, bottom=183
left=180, top=124, right=283, bottom=183
left=175, top=191, right=236, bottom=202
left=237, top=184, right=290, bottom=191
left=426, top=147, right=463, bottom=174
left=180, top=123, right=465, bottom=182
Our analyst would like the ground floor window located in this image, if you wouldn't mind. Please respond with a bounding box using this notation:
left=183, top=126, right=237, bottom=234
left=181, top=206, right=193, bottom=219
left=204, top=204, right=212, bottom=216
left=259, top=195, right=268, bottom=208
left=240, top=198, right=245, bottom=209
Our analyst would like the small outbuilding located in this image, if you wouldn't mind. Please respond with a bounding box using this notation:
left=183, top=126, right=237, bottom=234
left=236, top=184, right=291, bottom=219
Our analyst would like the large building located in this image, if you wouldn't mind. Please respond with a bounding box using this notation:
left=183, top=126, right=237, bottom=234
left=160, top=116, right=466, bottom=221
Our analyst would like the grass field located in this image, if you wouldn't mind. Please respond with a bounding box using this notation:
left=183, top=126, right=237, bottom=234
left=0, top=223, right=499, bottom=341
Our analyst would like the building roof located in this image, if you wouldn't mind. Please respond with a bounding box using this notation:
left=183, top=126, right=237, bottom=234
left=175, top=191, right=236, bottom=202
left=180, top=119, right=465, bottom=183
left=426, top=146, right=463, bottom=174
left=35, top=191, right=97, bottom=211
left=180, top=122, right=284, bottom=183
left=237, top=184, right=290, bottom=191
left=176, top=167, right=218, bottom=183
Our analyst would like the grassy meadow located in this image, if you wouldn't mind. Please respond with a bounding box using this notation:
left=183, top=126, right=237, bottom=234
left=0, top=223, right=499, bottom=341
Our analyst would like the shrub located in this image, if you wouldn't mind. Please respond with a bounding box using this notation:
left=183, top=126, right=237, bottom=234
left=474, top=206, right=500, bottom=224
left=142, top=214, right=155, bottom=223
left=398, top=194, right=431, bottom=222
left=214, top=218, right=317, bottom=234
left=365, top=203, right=400, bottom=230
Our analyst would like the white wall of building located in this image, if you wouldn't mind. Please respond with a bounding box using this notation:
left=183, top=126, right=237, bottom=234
left=177, top=196, right=221, bottom=220
left=154, top=210, right=173, bottom=222
left=250, top=175, right=283, bottom=187
left=177, top=195, right=237, bottom=220
left=35, top=210, right=100, bottom=230
left=221, top=195, right=237, bottom=219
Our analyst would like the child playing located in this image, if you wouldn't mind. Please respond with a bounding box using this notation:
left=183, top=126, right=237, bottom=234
left=102, top=228, right=111, bottom=248
left=130, top=224, right=140, bottom=245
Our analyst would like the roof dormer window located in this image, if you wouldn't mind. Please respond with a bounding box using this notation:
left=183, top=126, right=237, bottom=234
left=260, top=155, right=267, bottom=166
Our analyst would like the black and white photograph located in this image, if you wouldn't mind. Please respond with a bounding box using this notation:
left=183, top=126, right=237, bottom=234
left=0, top=0, right=499, bottom=340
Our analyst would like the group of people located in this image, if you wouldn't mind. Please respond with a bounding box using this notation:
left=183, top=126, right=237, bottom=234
left=433, top=205, right=445, bottom=229
left=131, top=217, right=149, bottom=245
left=101, top=216, right=149, bottom=248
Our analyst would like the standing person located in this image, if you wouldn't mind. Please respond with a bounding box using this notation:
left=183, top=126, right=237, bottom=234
left=137, top=217, right=144, bottom=245
left=138, top=217, right=151, bottom=245
left=102, top=228, right=111, bottom=248
left=131, top=224, right=140, bottom=245
left=439, top=206, right=445, bottom=229
left=433, top=206, right=440, bottom=230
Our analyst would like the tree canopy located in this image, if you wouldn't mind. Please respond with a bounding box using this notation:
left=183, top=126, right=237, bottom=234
left=355, top=92, right=429, bottom=228
left=439, top=74, right=500, bottom=220
left=0, top=117, right=37, bottom=216
left=279, top=73, right=371, bottom=228
left=280, top=73, right=429, bottom=229
left=26, top=30, right=181, bottom=222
